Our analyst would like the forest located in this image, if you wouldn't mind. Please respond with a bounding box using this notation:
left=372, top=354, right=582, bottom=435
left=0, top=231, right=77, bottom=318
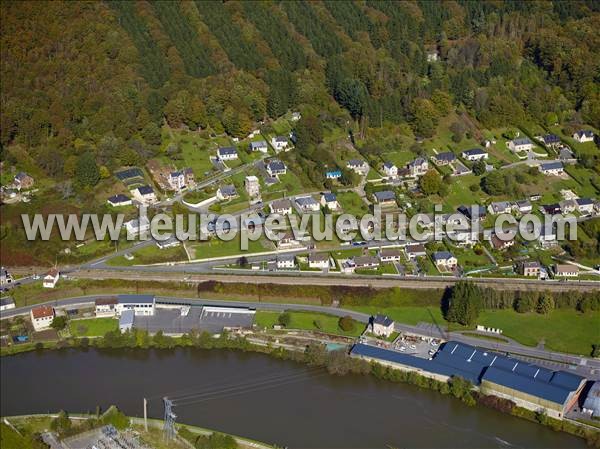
left=1, top=0, right=599, bottom=189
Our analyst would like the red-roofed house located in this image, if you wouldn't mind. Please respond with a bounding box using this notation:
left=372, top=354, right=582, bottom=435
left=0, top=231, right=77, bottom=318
left=30, top=305, right=55, bottom=331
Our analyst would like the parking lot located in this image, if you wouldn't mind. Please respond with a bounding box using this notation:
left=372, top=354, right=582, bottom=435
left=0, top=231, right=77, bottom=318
left=392, top=334, right=441, bottom=359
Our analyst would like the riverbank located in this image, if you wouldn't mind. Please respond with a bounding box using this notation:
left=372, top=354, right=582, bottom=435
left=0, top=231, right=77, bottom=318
left=2, top=332, right=599, bottom=447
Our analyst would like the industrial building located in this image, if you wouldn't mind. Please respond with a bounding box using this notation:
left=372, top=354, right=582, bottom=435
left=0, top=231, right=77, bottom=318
left=350, top=341, right=586, bottom=418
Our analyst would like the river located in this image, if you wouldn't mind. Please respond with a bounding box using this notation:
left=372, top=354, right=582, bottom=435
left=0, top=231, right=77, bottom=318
left=0, top=348, right=586, bottom=448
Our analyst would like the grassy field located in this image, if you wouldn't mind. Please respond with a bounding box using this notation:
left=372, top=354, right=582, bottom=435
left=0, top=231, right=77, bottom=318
left=337, top=191, right=369, bottom=217
left=255, top=310, right=365, bottom=337
left=107, top=244, right=188, bottom=266
left=188, top=234, right=272, bottom=260
left=69, top=317, right=118, bottom=337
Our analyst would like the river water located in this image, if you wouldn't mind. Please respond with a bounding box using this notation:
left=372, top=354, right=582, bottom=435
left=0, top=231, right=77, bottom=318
left=0, top=348, right=586, bottom=448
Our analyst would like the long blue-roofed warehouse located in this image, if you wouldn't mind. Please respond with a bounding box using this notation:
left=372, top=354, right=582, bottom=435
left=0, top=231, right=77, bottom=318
left=350, top=341, right=586, bottom=418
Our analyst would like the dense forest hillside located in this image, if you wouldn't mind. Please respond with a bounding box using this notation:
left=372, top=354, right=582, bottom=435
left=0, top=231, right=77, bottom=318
left=2, top=1, right=599, bottom=168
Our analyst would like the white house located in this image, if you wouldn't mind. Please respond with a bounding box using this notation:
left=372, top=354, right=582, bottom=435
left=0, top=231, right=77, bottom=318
left=320, top=192, right=340, bottom=211
left=432, top=152, right=456, bottom=166
left=107, top=194, right=132, bottom=207
left=125, top=216, right=151, bottom=237
left=488, top=201, right=512, bottom=215
left=373, top=190, right=396, bottom=206
left=276, top=255, right=296, bottom=269
left=539, top=134, right=561, bottom=148
left=30, top=305, right=55, bottom=331
left=95, top=297, right=118, bottom=317
left=520, top=261, right=541, bottom=277
left=269, top=198, right=293, bottom=215
left=513, top=200, right=532, bottom=214
left=271, top=136, right=289, bottom=152
left=354, top=256, right=380, bottom=269
left=0, top=297, right=15, bottom=311
left=346, top=159, right=369, bottom=175
left=276, top=231, right=303, bottom=249
left=539, top=161, right=564, bottom=176
left=115, top=295, right=155, bottom=316
left=168, top=170, right=186, bottom=190
left=573, top=130, right=594, bottom=143
left=432, top=251, right=458, bottom=270
left=405, top=244, right=426, bottom=259
left=508, top=138, right=533, bottom=153
left=407, top=158, right=429, bottom=177
left=295, top=196, right=320, bottom=213
left=383, top=162, right=398, bottom=178
left=538, top=228, right=558, bottom=248
left=378, top=248, right=402, bottom=263
left=371, top=315, right=394, bottom=338
left=0, top=267, right=14, bottom=286
left=554, top=264, right=579, bottom=277
left=132, top=185, right=157, bottom=204
left=245, top=175, right=260, bottom=198
left=266, top=160, right=287, bottom=177
left=43, top=268, right=60, bottom=288
left=217, top=147, right=238, bottom=161
left=249, top=141, right=268, bottom=153
left=576, top=198, right=595, bottom=215
left=217, top=184, right=238, bottom=201
left=308, top=253, right=330, bottom=269
left=461, top=148, right=488, bottom=161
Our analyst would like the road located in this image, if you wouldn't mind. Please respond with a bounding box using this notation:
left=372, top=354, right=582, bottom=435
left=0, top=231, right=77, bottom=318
left=2, top=294, right=599, bottom=380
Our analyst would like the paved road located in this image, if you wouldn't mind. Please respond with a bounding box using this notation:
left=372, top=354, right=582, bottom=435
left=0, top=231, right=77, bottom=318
left=2, top=294, right=599, bottom=380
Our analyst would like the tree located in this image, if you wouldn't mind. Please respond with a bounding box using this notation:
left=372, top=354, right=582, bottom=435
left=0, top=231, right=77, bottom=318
left=445, top=281, right=482, bottom=326
left=481, top=171, right=505, bottom=195
left=278, top=312, right=291, bottom=327
left=334, top=78, right=368, bottom=120
left=75, top=152, right=100, bottom=188
left=472, top=159, right=486, bottom=176
left=419, top=170, right=443, bottom=195
left=514, top=295, right=535, bottom=313
left=338, top=315, right=356, bottom=332
left=50, top=315, right=68, bottom=331
left=591, top=344, right=600, bottom=358
left=50, top=410, right=72, bottom=435
left=536, top=294, right=555, bottom=314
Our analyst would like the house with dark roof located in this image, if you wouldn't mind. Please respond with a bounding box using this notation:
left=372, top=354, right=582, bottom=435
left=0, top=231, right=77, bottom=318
left=266, top=160, right=287, bottom=177
left=539, top=134, right=561, bottom=148
left=383, top=162, right=398, bottom=178
left=216, top=184, right=238, bottom=201
left=432, top=151, right=456, bottom=166
left=373, top=190, right=396, bottom=206
left=270, top=136, right=289, bottom=152
left=295, top=196, right=320, bottom=213
left=132, top=185, right=157, bottom=204
left=461, top=148, right=488, bottom=161
left=407, top=157, right=429, bottom=177
left=14, top=172, right=34, bottom=190
left=576, top=198, right=595, bottom=215
left=371, top=315, right=394, bottom=338
left=508, top=138, right=533, bottom=153
left=404, top=244, right=426, bottom=259
left=346, top=159, right=369, bottom=175
left=378, top=248, right=401, bottom=262
left=432, top=251, right=457, bottom=270
left=308, top=252, right=330, bottom=269
left=269, top=198, right=292, bottom=215
left=520, top=261, right=541, bottom=277
left=457, top=205, right=487, bottom=222
left=107, top=194, right=132, bottom=207
left=353, top=255, right=380, bottom=269
left=320, top=192, right=340, bottom=211
left=249, top=140, right=268, bottom=153
left=217, top=146, right=238, bottom=161
left=573, top=130, right=594, bottom=143
left=539, top=161, right=564, bottom=176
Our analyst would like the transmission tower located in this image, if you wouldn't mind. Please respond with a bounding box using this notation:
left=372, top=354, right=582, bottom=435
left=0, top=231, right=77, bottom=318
left=163, top=397, right=177, bottom=440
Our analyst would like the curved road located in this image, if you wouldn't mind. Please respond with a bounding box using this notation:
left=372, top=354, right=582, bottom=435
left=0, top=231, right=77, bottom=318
left=2, top=294, right=599, bottom=380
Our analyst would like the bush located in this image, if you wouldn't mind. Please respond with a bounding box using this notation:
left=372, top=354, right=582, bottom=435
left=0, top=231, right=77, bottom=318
left=338, top=315, right=356, bottom=332
left=278, top=312, right=291, bottom=327
left=50, top=315, right=68, bottom=331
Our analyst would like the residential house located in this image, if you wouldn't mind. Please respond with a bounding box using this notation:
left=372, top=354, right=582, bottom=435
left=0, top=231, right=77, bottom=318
left=513, top=200, right=532, bottom=215
left=346, top=159, right=369, bottom=175
left=432, top=251, right=458, bottom=270
left=249, top=141, right=268, bottom=153
left=167, top=170, right=186, bottom=190
left=295, top=196, right=320, bottom=213
left=371, top=315, right=395, bottom=338
left=559, top=199, right=577, bottom=214
left=95, top=297, right=118, bottom=317
left=217, top=184, right=238, bottom=201
left=291, top=112, right=301, bottom=121
left=115, top=294, right=155, bottom=316
left=30, top=305, right=55, bottom=331
left=490, top=233, right=514, bottom=251
left=0, top=267, right=14, bottom=286
left=405, top=244, right=427, bottom=259
left=277, top=231, right=302, bottom=249
left=538, top=228, right=558, bottom=248
left=576, top=198, right=595, bottom=215
left=530, top=194, right=542, bottom=201
left=325, top=169, right=342, bottom=180
left=520, top=261, right=541, bottom=277
left=373, top=190, right=396, bottom=207
left=554, top=264, right=579, bottom=277
left=269, top=198, right=293, bottom=215
left=539, top=134, right=561, bottom=148
left=320, top=192, right=340, bottom=211
left=43, top=268, right=59, bottom=288
left=266, top=160, right=287, bottom=177
left=14, top=172, right=34, bottom=190
left=542, top=203, right=562, bottom=216
left=245, top=175, right=260, bottom=198
left=383, top=162, right=398, bottom=178
left=539, top=161, right=564, bottom=176
left=183, top=167, right=195, bottom=186
left=270, top=136, right=289, bottom=152
left=107, top=194, right=132, bottom=207
left=308, top=253, right=330, bottom=269
left=217, top=147, right=238, bottom=161
left=156, top=236, right=181, bottom=249
left=432, top=152, right=456, bottom=166
left=461, top=148, right=488, bottom=161
left=407, top=157, right=429, bottom=177
left=125, top=216, right=151, bottom=237
left=572, top=130, right=594, bottom=143
left=276, top=255, right=296, bottom=269
left=457, top=205, right=487, bottom=222
left=378, top=248, right=401, bottom=263
left=0, top=297, right=15, bottom=311
left=508, top=138, right=534, bottom=153
left=559, top=148, right=576, bottom=163
left=132, top=185, right=157, bottom=204
left=353, top=256, right=380, bottom=269
left=488, top=201, right=512, bottom=215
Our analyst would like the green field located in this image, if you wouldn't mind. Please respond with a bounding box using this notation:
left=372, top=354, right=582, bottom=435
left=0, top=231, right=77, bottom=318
left=188, top=234, right=272, bottom=260
left=255, top=310, right=365, bottom=337
left=69, top=317, right=118, bottom=337
left=337, top=191, right=369, bottom=217
left=107, top=244, right=188, bottom=266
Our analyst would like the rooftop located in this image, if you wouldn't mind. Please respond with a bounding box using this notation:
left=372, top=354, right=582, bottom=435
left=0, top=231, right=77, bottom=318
left=31, top=305, right=54, bottom=319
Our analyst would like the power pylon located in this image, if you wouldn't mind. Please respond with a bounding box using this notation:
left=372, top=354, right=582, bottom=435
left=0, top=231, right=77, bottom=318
left=163, top=397, right=177, bottom=440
